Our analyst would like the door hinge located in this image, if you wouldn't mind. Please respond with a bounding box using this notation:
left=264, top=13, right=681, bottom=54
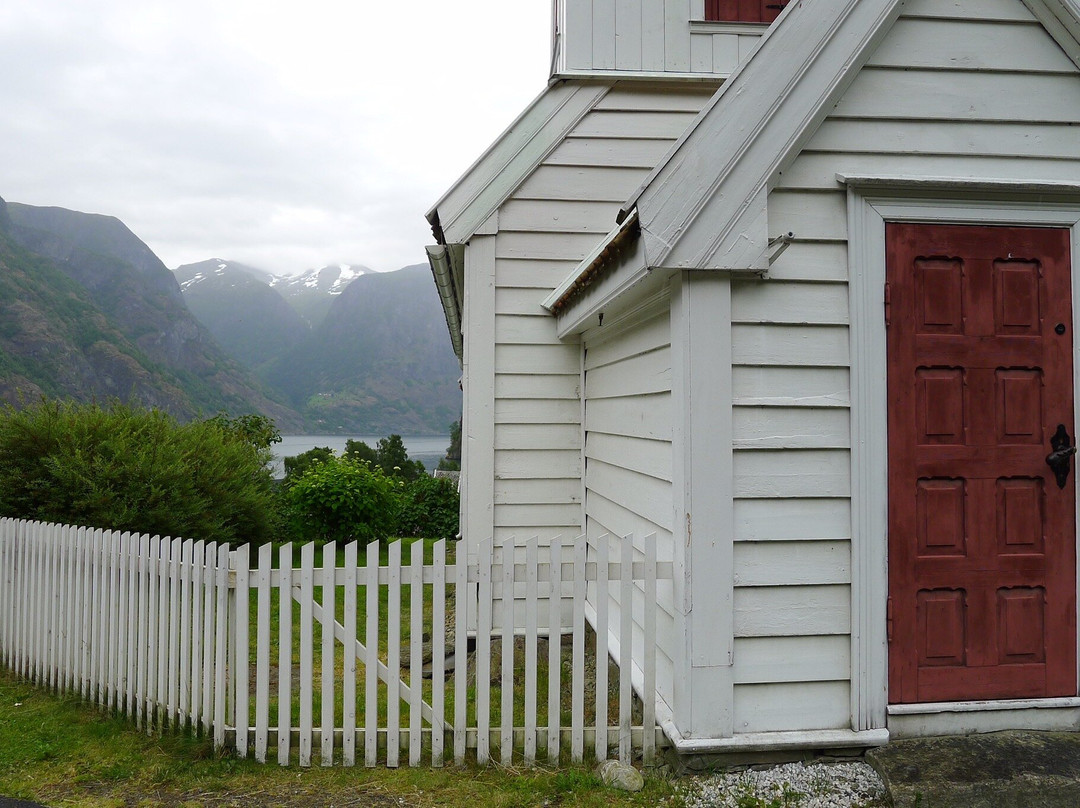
left=884, top=283, right=891, bottom=328
left=886, top=597, right=894, bottom=644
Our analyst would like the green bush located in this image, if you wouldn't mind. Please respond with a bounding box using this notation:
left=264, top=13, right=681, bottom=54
left=397, top=474, right=459, bottom=539
left=285, top=456, right=401, bottom=544
left=0, top=399, right=277, bottom=544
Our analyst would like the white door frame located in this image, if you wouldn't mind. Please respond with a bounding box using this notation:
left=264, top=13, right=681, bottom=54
left=844, top=177, right=1080, bottom=736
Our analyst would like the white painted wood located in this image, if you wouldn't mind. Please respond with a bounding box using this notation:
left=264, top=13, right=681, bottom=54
left=496, top=398, right=583, bottom=424
left=734, top=681, right=851, bottom=733
left=570, top=110, right=701, bottom=140
left=732, top=366, right=850, bottom=408
left=735, top=585, right=851, bottom=637
left=905, top=0, right=1039, bottom=21
left=202, top=542, right=218, bottom=737
left=320, top=542, right=336, bottom=766
left=409, top=541, right=423, bottom=767
left=571, top=539, right=587, bottom=762
left=476, top=540, right=493, bottom=764
left=255, top=542, right=272, bottom=764
left=495, top=372, right=580, bottom=399
left=524, top=538, right=539, bottom=764
left=431, top=540, right=446, bottom=767
left=178, top=539, right=192, bottom=727
left=642, top=533, right=657, bottom=763
left=386, top=540, right=401, bottom=768
left=594, top=536, right=609, bottom=762
left=584, top=348, right=671, bottom=400
left=108, top=530, right=122, bottom=711
left=495, top=343, right=582, bottom=375
left=145, top=535, right=160, bottom=728
left=494, top=423, right=582, bottom=450
left=496, top=230, right=610, bottom=262
left=732, top=280, right=849, bottom=325
left=734, top=541, right=850, bottom=587
left=364, top=541, right=379, bottom=768
left=548, top=137, right=675, bottom=169
left=547, top=538, right=563, bottom=762
left=586, top=432, right=671, bottom=481
left=618, top=534, right=633, bottom=764
left=167, top=536, right=182, bottom=726
left=584, top=394, right=673, bottom=440
left=453, top=540, right=468, bottom=765
left=734, top=498, right=851, bottom=541
left=594, top=0, right=617, bottom=69
left=734, top=635, right=851, bottom=684
left=500, top=541, right=515, bottom=764
left=156, top=535, right=170, bottom=726
left=342, top=542, right=358, bottom=767
left=213, top=543, right=230, bottom=752
left=298, top=542, right=315, bottom=767
left=731, top=325, right=850, bottom=368
left=585, top=309, right=669, bottom=369
left=616, top=0, right=643, bottom=70
left=495, top=313, right=560, bottom=344
left=234, top=545, right=250, bottom=755
left=732, top=407, right=850, bottom=449
left=499, top=199, right=618, bottom=235
left=190, top=541, right=206, bottom=732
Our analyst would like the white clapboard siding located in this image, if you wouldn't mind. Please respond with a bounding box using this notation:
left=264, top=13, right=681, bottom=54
left=734, top=682, right=851, bottom=734
left=734, top=585, right=852, bottom=637
left=732, top=407, right=850, bottom=450
left=733, top=635, right=851, bottom=684
left=731, top=324, right=850, bottom=367
left=586, top=432, right=671, bottom=480
left=734, top=449, right=851, bottom=498
left=585, top=347, right=672, bottom=399
left=495, top=373, right=581, bottom=400
left=731, top=281, right=849, bottom=326
left=734, top=498, right=852, bottom=542
left=732, top=366, right=850, bottom=408
left=733, top=541, right=851, bottom=587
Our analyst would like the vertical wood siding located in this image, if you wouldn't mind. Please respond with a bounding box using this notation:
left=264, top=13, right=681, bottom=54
left=730, top=0, right=1080, bottom=733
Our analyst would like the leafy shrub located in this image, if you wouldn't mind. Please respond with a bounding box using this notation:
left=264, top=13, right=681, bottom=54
left=0, top=399, right=277, bottom=544
left=397, top=474, right=459, bottom=539
left=344, top=434, right=426, bottom=481
left=285, top=456, right=401, bottom=544
left=282, top=445, right=335, bottom=483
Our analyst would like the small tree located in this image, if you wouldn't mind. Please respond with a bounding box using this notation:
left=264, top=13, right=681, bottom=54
left=375, top=434, right=426, bottom=481
left=397, top=474, right=459, bottom=539
left=285, top=456, right=401, bottom=544
left=283, top=445, right=335, bottom=482
left=438, top=420, right=461, bottom=471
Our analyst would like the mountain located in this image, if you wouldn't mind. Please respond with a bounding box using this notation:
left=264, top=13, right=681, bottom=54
left=260, top=265, right=461, bottom=435
left=269, top=264, right=369, bottom=327
left=0, top=199, right=301, bottom=427
left=173, top=259, right=308, bottom=371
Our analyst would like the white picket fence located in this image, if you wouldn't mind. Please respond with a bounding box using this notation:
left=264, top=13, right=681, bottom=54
left=0, top=517, right=670, bottom=767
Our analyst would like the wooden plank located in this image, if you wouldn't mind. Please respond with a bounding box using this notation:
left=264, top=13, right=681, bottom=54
left=712, top=32, right=741, bottom=74
left=431, top=540, right=446, bottom=767
left=585, top=432, right=671, bottom=481
left=585, top=347, right=672, bottom=399
left=585, top=492, right=675, bottom=549
left=496, top=398, right=584, bottom=425
left=453, top=541, right=468, bottom=765
left=320, top=542, right=336, bottom=766
left=547, top=539, right=563, bottom=763
left=665, top=0, right=692, bottom=72
left=524, top=538, right=539, bottom=765
left=494, top=423, right=581, bottom=451
left=902, top=0, right=1040, bottom=21
left=618, top=534, right=633, bottom=764
left=585, top=460, right=675, bottom=528
left=109, top=531, right=122, bottom=711
left=733, top=681, right=850, bottom=733
left=254, top=543, right=273, bottom=764
left=495, top=230, right=610, bottom=262
left=409, top=541, right=423, bottom=767
left=202, top=542, right=217, bottom=737
left=806, top=118, right=1080, bottom=161
left=495, top=373, right=580, bottom=400
left=731, top=280, right=849, bottom=325
left=495, top=313, right=559, bottom=344
left=342, top=542, right=358, bottom=768
left=732, top=406, right=850, bottom=449
left=494, top=478, right=583, bottom=505
left=155, top=535, right=170, bottom=725
left=386, top=541, right=402, bottom=768
left=515, top=165, right=648, bottom=203
left=494, top=449, right=581, bottom=480
left=641, top=0, right=666, bottom=71
left=690, top=30, right=714, bottom=72
left=476, top=541, right=493, bottom=764
left=731, top=324, right=850, bottom=367
left=213, top=543, right=229, bottom=752
left=768, top=190, right=847, bottom=240
left=499, top=199, right=618, bottom=234
left=298, top=542, right=315, bottom=767
left=733, top=635, right=851, bottom=684
left=167, top=537, right=182, bottom=727
left=570, top=110, right=700, bottom=139
left=585, top=309, right=670, bottom=369
left=495, top=258, right=578, bottom=289
left=584, top=393, right=673, bottom=440
left=593, top=536, right=610, bottom=762
left=734, top=449, right=850, bottom=498
left=565, top=0, right=594, bottom=70
left=616, top=0, right=641, bottom=69
left=189, top=541, right=204, bottom=733
left=500, top=541, right=515, bottom=764
left=494, top=503, right=585, bottom=529
left=177, top=539, right=192, bottom=727
left=234, top=545, right=250, bottom=756
left=642, top=533, right=657, bottom=764
left=766, top=242, right=850, bottom=282
left=734, top=541, right=851, bottom=587
left=834, top=67, right=1080, bottom=123
left=364, top=541, right=379, bottom=767
left=867, top=17, right=1076, bottom=73
left=734, top=585, right=851, bottom=637
left=495, top=344, right=581, bottom=375
left=495, top=285, right=560, bottom=316
left=732, top=366, right=851, bottom=408
left=547, top=137, right=674, bottom=169
left=594, top=0, right=617, bottom=69
left=135, top=533, right=151, bottom=729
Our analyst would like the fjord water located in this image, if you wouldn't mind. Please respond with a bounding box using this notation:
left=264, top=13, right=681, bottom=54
left=271, top=434, right=450, bottom=477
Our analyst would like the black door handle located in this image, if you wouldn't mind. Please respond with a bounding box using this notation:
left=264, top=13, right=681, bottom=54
left=1046, top=424, right=1076, bottom=489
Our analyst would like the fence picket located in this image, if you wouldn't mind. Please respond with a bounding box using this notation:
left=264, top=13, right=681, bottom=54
left=235, top=545, right=251, bottom=758
left=277, top=543, right=294, bottom=766
left=594, top=536, right=609, bottom=763
left=201, top=541, right=218, bottom=736
left=643, top=534, right=657, bottom=764
left=500, top=540, right=514, bottom=765
left=452, top=541, right=467, bottom=765
left=213, top=543, right=230, bottom=751
left=116, top=532, right=130, bottom=712
left=364, top=541, right=379, bottom=768
left=386, top=540, right=401, bottom=768
left=178, top=540, right=192, bottom=727
left=189, top=540, right=205, bottom=733
left=547, top=537, right=562, bottom=763
left=320, top=542, right=336, bottom=767
left=476, top=540, right=492, bottom=765
left=147, top=536, right=162, bottom=730
left=571, top=538, right=586, bottom=763
left=298, top=542, right=315, bottom=767
left=255, top=542, right=272, bottom=764
left=619, top=534, right=633, bottom=765
left=409, top=540, right=423, bottom=767
left=342, top=541, right=358, bottom=767
left=524, top=537, right=538, bottom=765
left=431, top=539, right=446, bottom=767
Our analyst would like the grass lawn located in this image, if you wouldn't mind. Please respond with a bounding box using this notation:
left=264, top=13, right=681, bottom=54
left=0, top=668, right=682, bottom=808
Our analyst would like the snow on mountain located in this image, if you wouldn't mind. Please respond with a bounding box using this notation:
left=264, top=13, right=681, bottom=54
left=269, top=263, right=370, bottom=297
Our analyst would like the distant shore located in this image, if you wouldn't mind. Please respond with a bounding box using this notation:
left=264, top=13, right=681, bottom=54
left=271, top=434, right=449, bottom=477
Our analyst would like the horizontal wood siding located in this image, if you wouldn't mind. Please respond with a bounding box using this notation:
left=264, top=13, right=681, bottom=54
left=583, top=305, right=676, bottom=708
left=728, top=0, right=1080, bottom=733
left=490, top=85, right=710, bottom=545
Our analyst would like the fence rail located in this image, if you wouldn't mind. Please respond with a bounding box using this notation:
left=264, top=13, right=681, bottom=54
left=0, top=518, right=669, bottom=768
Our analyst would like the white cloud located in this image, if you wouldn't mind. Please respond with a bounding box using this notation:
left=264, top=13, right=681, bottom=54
left=0, top=0, right=550, bottom=274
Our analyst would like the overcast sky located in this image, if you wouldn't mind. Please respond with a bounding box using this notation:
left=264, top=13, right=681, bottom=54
left=0, top=1, right=551, bottom=275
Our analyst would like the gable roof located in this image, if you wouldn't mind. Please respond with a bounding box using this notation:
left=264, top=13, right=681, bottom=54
left=545, top=0, right=1080, bottom=332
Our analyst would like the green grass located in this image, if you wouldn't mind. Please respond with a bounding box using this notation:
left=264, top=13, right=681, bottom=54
left=0, top=667, right=680, bottom=808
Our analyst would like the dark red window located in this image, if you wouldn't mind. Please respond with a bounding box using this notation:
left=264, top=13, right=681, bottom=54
left=705, top=0, right=786, bottom=23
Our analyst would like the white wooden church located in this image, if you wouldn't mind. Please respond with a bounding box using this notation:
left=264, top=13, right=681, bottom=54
left=426, top=0, right=1080, bottom=754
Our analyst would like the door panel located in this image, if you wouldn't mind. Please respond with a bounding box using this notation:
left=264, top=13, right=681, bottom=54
left=887, top=222, right=1077, bottom=704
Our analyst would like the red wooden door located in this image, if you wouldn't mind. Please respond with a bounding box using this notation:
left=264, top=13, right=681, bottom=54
left=887, top=222, right=1077, bottom=704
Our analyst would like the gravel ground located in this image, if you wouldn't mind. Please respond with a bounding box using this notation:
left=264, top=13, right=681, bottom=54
left=675, top=761, right=889, bottom=808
